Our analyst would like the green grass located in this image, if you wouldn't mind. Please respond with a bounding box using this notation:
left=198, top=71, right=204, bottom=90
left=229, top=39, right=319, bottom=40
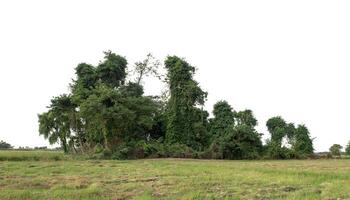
left=0, top=150, right=66, bottom=161
left=1, top=151, right=350, bottom=199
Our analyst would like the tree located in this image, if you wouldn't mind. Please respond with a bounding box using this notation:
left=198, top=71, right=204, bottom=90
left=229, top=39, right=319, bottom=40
left=232, top=110, right=262, bottom=159
left=38, top=51, right=315, bottom=160
left=293, top=125, right=314, bottom=156
left=38, top=94, right=76, bottom=153
left=77, top=80, right=159, bottom=149
left=191, top=107, right=211, bottom=150
left=0, top=140, right=12, bottom=149
left=96, top=51, right=127, bottom=88
left=120, top=82, right=144, bottom=97
left=209, top=101, right=235, bottom=137
left=40, top=51, right=163, bottom=156
left=329, top=144, right=343, bottom=157
left=75, top=63, right=97, bottom=88
left=134, top=53, right=161, bottom=85
left=164, top=56, right=207, bottom=149
left=265, top=117, right=314, bottom=159
left=265, top=116, right=288, bottom=158
left=219, top=124, right=262, bottom=159
left=266, top=116, right=287, bottom=146
left=234, top=109, right=257, bottom=127
left=208, top=102, right=262, bottom=159
left=346, top=141, right=350, bottom=155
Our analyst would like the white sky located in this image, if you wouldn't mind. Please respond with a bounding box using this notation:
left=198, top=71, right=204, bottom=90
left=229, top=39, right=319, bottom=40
left=0, top=0, right=349, bottom=152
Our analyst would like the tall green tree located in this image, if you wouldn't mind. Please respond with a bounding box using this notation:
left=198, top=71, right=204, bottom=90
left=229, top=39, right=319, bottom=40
left=219, top=124, right=262, bottom=159
left=38, top=94, right=76, bottom=153
left=40, top=52, right=161, bottom=154
left=265, top=117, right=314, bottom=158
left=266, top=116, right=287, bottom=146
left=233, top=109, right=262, bottom=158
left=208, top=101, right=262, bottom=159
left=209, top=101, right=235, bottom=136
left=79, top=82, right=158, bottom=150
left=265, top=116, right=291, bottom=159
left=96, top=51, right=127, bottom=88
left=345, top=141, right=350, bottom=155
left=293, top=125, right=314, bottom=156
left=234, top=109, right=257, bottom=127
left=70, top=63, right=97, bottom=107
left=164, top=56, right=207, bottom=149
left=191, top=108, right=210, bottom=150
left=75, top=63, right=97, bottom=88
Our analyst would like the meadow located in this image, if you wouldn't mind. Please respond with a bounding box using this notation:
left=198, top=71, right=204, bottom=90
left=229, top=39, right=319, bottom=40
left=1, top=151, right=350, bottom=200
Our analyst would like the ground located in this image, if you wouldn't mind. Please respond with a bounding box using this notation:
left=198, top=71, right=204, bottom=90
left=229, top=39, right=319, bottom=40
left=1, top=151, right=350, bottom=200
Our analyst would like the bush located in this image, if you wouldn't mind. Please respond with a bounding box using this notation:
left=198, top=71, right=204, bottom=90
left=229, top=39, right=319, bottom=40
left=111, top=144, right=131, bottom=160
left=165, top=143, right=194, bottom=158
left=109, top=140, right=198, bottom=159
left=264, top=141, right=295, bottom=159
left=138, top=140, right=164, bottom=158
left=94, top=144, right=104, bottom=154
left=198, top=139, right=223, bottom=159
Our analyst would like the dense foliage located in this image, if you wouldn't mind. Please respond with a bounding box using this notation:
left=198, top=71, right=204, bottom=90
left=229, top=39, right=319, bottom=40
left=330, top=144, right=343, bottom=157
left=0, top=140, right=12, bottom=149
left=38, top=51, right=315, bottom=159
left=346, top=141, right=350, bottom=155
left=265, top=117, right=314, bottom=159
left=164, top=56, right=208, bottom=151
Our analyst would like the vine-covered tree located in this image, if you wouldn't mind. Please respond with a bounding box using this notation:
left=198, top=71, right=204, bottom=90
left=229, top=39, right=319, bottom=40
left=209, top=101, right=235, bottom=136
left=266, top=116, right=287, bottom=146
left=208, top=101, right=262, bottom=159
left=293, top=125, right=314, bottom=156
left=39, top=52, right=161, bottom=156
left=38, top=51, right=314, bottom=160
left=266, top=117, right=313, bottom=158
left=164, top=56, right=207, bottom=150
left=96, top=51, right=127, bottom=88
left=265, top=116, right=288, bottom=158
left=234, top=109, right=257, bottom=127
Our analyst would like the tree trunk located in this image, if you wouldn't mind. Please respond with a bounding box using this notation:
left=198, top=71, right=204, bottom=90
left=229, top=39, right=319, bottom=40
left=62, top=137, right=68, bottom=153
left=103, top=126, right=109, bottom=150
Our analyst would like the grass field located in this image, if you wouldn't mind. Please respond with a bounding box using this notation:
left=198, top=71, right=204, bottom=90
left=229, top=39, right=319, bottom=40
left=1, top=151, right=350, bottom=199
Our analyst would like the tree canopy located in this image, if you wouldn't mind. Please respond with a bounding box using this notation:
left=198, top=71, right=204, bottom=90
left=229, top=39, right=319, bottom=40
left=38, top=51, right=316, bottom=160
left=265, top=117, right=314, bottom=159
left=164, top=56, right=207, bottom=150
left=330, top=144, right=343, bottom=157
left=345, top=141, right=350, bottom=156
left=0, top=140, right=12, bottom=149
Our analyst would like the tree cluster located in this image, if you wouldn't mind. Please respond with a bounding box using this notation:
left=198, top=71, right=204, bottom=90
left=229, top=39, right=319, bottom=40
left=327, top=141, right=350, bottom=158
left=0, top=140, right=13, bottom=149
left=265, top=117, right=314, bottom=159
left=38, top=52, right=314, bottom=159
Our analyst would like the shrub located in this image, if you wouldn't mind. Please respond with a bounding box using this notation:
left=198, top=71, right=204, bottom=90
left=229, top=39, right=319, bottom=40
left=199, top=139, right=223, bottom=159
left=165, top=143, right=194, bottom=158
left=94, top=144, right=104, bottom=154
